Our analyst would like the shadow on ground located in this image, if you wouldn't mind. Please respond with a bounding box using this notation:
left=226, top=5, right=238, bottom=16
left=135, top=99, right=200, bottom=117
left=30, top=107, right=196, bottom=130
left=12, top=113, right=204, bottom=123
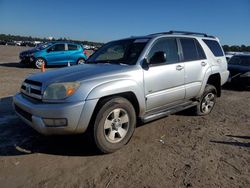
left=0, top=62, right=69, bottom=69
left=222, top=83, right=250, bottom=91
left=0, top=62, right=26, bottom=68
left=0, top=96, right=101, bottom=157
left=210, top=135, right=250, bottom=148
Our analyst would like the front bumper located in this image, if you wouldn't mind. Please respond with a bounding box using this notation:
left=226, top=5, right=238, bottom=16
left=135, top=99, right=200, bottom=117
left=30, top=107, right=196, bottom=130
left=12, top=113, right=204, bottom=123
left=13, top=93, right=85, bottom=135
left=19, top=55, right=35, bottom=63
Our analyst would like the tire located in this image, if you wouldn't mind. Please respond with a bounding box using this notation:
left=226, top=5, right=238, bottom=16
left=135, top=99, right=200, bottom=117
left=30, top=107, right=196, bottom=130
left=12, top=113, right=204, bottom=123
left=93, top=97, right=136, bottom=153
left=34, top=58, right=46, bottom=69
left=77, top=58, right=85, bottom=65
left=195, top=84, right=217, bottom=116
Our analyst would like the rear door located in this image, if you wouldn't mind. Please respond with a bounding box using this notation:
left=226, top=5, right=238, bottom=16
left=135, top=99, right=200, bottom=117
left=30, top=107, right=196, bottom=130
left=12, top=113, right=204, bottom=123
left=179, top=38, right=209, bottom=99
left=67, top=44, right=80, bottom=64
left=46, top=43, right=67, bottom=65
left=143, top=37, right=185, bottom=111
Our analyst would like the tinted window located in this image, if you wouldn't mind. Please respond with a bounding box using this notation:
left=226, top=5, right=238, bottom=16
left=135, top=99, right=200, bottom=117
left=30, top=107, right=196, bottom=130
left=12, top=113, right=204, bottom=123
left=195, top=40, right=206, bottom=59
left=229, top=56, right=250, bottom=66
left=203, top=39, right=224, bottom=57
left=148, top=38, right=179, bottom=64
left=180, top=38, right=197, bottom=61
left=50, top=44, right=65, bottom=52
left=68, top=44, right=78, bottom=51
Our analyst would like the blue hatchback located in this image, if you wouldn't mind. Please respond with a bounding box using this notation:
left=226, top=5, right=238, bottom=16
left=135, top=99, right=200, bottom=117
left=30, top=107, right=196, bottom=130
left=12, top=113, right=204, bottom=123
left=19, top=42, right=88, bottom=68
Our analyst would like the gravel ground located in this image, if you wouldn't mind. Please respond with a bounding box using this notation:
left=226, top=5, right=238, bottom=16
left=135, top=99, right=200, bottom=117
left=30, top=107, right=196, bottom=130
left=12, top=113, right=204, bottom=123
left=0, top=45, right=249, bottom=188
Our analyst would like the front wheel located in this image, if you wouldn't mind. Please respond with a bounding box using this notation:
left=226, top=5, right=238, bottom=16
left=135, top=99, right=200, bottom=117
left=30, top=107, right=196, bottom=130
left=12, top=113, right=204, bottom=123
left=93, top=97, right=136, bottom=153
left=195, top=84, right=217, bottom=116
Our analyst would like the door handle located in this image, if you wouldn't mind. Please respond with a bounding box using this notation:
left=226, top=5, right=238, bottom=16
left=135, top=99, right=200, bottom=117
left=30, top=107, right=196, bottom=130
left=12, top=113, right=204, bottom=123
left=201, top=61, right=207, bottom=66
left=176, top=65, right=184, bottom=71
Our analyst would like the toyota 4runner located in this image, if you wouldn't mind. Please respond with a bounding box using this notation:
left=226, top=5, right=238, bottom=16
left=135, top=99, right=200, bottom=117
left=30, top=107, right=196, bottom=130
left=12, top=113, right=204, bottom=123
left=13, top=31, right=229, bottom=153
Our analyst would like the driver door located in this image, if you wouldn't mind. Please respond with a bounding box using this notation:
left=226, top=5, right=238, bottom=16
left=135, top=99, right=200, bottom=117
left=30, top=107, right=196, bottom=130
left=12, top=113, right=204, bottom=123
left=143, top=37, right=185, bottom=111
left=46, top=43, right=67, bottom=65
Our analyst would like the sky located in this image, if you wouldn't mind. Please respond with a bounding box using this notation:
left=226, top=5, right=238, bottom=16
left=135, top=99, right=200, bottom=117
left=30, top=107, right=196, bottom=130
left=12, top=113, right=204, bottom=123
left=0, top=0, right=249, bottom=45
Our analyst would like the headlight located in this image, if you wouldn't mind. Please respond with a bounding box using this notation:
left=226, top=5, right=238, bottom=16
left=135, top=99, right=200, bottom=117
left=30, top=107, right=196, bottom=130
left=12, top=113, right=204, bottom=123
left=240, top=72, right=250, bottom=77
left=43, top=82, right=80, bottom=100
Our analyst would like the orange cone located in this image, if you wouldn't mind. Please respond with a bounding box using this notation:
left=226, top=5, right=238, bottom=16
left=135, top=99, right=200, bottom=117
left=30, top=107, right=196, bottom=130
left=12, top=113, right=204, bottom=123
left=41, top=63, right=45, bottom=72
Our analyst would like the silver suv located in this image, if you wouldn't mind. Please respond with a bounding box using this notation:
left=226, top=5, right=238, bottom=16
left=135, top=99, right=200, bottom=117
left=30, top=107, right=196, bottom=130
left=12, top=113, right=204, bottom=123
left=13, top=31, right=229, bottom=153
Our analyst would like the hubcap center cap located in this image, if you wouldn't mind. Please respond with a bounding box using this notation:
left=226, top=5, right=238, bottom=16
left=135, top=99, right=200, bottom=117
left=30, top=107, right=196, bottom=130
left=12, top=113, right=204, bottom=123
left=112, top=118, right=121, bottom=130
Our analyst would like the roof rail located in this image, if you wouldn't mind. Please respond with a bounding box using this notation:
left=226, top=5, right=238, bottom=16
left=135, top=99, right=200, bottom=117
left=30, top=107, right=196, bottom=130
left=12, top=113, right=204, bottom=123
left=148, top=30, right=215, bottom=38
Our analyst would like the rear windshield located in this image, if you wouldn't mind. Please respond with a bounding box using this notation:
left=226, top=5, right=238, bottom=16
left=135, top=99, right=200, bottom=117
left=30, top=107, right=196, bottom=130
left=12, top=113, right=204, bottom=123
left=203, top=39, right=224, bottom=57
left=228, top=56, right=250, bottom=66
left=87, top=39, right=149, bottom=65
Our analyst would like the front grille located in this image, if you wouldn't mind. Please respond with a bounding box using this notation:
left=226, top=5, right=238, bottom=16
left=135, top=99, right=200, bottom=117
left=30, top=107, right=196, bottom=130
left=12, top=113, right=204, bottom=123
left=15, top=105, right=32, bottom=122
left=20, top=79, right=43, bottom=100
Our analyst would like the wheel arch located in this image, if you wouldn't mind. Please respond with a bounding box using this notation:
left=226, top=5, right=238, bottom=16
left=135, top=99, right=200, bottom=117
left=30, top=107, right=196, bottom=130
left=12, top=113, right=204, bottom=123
left=85, top=91, right=141, bottom=135
left=207, top=73, right=221, bottom=97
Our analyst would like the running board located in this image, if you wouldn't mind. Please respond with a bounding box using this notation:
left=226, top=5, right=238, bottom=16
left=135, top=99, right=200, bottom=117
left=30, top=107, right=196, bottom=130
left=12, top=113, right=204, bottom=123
left=141, top=101, right=198, bottom=123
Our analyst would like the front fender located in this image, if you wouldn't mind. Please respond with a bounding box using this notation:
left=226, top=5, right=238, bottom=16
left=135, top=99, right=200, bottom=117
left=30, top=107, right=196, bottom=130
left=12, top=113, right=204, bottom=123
left=86, top=79, right=146, bottom=115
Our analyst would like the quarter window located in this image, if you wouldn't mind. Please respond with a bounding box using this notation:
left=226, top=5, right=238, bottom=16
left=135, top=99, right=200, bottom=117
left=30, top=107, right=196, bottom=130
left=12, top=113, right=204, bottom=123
left=203, top=39, right=224, bottom=57
left=148, top=38, right=179, bottom=64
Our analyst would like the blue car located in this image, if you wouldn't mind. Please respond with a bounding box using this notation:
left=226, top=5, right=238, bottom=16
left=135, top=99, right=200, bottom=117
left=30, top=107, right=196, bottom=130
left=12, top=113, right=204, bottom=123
left=19, top=42, right=88, bottom=68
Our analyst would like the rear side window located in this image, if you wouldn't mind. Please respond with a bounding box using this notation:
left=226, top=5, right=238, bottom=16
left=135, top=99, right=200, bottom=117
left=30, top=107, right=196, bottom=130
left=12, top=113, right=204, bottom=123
left=203, top=39, right=224, bottom=57
left=195, top=40, right=206, bottom=59
left=180, top=38, right=206, bottom=61
left=68, top=44, right=78, bottom=51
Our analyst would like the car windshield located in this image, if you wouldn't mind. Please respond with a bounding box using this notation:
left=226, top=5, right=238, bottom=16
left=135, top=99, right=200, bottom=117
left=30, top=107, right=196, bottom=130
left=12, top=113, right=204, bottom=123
left=86, top=39, right=149, bottom=65
left=229, top=56, right=250, bottom=67
left=37, top=43, right=52, bottom=50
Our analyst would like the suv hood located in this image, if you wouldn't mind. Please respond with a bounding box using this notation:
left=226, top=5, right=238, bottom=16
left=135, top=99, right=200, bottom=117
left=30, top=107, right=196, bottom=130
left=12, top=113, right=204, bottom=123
left=27, top=63, right=137, bottom=87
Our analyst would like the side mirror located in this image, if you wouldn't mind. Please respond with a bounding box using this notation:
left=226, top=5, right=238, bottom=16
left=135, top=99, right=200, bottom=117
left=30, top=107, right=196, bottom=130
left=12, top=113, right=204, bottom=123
left=141, top=57, right=150, bottom=70
left=150, top=51, right=167, bottom=64
left=47, top=48, right=51, bottom=53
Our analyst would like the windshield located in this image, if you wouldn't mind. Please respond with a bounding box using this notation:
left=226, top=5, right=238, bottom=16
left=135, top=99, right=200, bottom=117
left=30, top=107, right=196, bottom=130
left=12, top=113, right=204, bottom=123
left=229, top=56, right=250, bottom=67
left=86, top=39, right=149, bottom=65
left=37, top=43, right=52, bottom=50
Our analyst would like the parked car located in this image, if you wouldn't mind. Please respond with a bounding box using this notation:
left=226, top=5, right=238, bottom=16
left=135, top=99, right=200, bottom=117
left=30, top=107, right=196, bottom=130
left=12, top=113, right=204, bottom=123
left=228, top=54, right=250, bottom=87
left=19, top=42, right=88, bottom=68
left=13, top=31, right=229, bottom=153
left=6, top=41, right=16, bottom=46
left=0, top=40, right=7, bottom=45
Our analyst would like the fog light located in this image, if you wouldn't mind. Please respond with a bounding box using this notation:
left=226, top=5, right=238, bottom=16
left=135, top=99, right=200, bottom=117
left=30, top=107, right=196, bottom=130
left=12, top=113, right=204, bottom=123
left=43, top=118, right=67, bottom=127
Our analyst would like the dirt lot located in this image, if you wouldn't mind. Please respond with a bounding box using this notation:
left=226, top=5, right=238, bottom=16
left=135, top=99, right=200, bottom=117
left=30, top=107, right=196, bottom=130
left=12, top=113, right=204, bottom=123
left=0, top=46, right=249, bottom=188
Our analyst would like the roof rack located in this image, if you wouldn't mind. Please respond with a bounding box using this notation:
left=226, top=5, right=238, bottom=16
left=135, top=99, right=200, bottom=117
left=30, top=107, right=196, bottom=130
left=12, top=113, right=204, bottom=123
left=148, top=30, right=215, bottom=38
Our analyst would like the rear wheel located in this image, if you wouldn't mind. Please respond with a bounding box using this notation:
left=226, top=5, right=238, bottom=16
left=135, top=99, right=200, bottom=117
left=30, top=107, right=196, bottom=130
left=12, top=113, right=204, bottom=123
left=195, top=84, right=217, bottom=116
left=77, top=58, right=85, bottom=65
left=34, top=58, right=46, bottom=69
left=93, top=97, right=136, bottom=153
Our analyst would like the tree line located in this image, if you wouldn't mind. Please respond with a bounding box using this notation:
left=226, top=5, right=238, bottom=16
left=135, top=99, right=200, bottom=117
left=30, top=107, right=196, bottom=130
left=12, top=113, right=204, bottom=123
left=1, top=34, right=250, bottom=52
left=0, top=34, right=103, bottom=47
left=222, top=45, right=250, bottom=52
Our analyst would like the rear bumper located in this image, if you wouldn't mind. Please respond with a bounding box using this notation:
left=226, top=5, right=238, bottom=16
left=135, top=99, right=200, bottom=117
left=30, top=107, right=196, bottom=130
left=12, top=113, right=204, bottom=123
left=221, top=70, right=230, bottom=85
left=13, top=93, right=86, bottom=135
